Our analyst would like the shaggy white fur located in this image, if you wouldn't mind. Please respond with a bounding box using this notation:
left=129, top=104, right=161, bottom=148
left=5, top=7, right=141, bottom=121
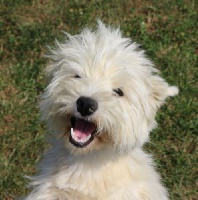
left=23, top=21, right=178, bottom=200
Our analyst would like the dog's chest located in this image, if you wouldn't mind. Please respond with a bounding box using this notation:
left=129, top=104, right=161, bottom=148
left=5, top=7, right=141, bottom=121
left=54, top=156, right=132, bottom=199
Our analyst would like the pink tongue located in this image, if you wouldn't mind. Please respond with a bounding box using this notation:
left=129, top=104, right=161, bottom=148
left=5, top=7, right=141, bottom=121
left=74, top=119, right=96, bottom=140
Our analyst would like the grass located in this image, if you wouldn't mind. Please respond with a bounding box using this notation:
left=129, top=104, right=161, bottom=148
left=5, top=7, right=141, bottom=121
left=0, top=0, right=197, bottom=199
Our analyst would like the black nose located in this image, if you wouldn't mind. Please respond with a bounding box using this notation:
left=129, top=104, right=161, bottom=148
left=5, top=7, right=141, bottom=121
left=76, top=96, right=98, bottom=116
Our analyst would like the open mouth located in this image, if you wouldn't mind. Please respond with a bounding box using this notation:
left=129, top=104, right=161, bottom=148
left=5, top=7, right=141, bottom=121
left=69, top=116, right=97, bottom=148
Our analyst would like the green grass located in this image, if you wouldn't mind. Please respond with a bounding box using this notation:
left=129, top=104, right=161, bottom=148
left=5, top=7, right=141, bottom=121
left=0, top=0, right=197, bottom=199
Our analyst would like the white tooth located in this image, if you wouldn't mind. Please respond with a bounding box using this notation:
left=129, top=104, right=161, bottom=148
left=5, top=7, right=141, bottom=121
left=71, top=128, right=77, bottom=140
left=71, top=128, right=74, bottom=137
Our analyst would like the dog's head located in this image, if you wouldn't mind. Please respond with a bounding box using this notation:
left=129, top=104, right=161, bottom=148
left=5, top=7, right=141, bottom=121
left=40, top=21, right=178, bottom=154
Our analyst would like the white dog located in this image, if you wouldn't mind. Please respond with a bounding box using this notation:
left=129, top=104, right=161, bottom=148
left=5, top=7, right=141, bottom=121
left=24, top=21, right=178, bottom=200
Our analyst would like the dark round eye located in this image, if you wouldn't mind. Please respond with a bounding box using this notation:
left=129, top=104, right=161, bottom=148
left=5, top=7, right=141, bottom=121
left=113, top=88, right=124, bottom=97
left=74, top=75, right=81, bottom=78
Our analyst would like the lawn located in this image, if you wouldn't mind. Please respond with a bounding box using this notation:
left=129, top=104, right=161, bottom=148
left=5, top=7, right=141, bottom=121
left=0, top=0, right=197, bottom=199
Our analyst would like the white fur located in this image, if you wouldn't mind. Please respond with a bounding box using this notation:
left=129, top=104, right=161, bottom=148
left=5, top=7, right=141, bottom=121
left=23, top=21, right=178, bottom=200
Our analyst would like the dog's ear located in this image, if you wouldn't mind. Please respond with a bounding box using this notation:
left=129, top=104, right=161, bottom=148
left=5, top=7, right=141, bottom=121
left=148, top=75, right=178, bottom=109
left=44, top=40, right=65, bottom=82
left=45, top=61, right=60, bottom=83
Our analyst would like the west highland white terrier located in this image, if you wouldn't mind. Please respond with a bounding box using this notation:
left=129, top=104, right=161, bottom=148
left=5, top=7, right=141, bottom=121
left=24, top=21, right=178, bottom=200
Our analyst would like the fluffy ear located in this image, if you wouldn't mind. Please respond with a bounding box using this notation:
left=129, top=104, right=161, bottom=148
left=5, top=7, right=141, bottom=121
left=148, top=75, right=179, bottom=109
left=45, top=61, right=62, bottom=83
left=44, top=40, right=66, bottom=82
left=45, top=32, right=78, bottom=81
left=144, top=75, right=178, bottom=131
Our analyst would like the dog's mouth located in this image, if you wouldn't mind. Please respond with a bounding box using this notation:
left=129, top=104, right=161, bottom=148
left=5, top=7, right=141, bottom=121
left=69, top=116, right=97, bottom=148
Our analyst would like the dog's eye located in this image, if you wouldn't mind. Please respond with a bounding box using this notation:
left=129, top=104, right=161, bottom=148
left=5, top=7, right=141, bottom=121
left=74, top=75, right=81, bottom=78
left=113, top=88, right=124, bottom=97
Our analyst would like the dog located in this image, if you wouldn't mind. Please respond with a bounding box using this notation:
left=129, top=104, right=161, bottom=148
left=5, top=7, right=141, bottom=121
left=24, top=21, right=178, bottom=200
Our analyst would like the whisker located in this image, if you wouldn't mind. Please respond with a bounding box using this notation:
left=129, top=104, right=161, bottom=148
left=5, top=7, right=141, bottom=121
left=63, top=129, right=70, bottom=137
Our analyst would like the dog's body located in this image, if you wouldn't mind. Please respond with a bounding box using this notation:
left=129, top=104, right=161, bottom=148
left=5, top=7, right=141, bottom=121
left=25, top=145, right=168, bottom=200
left=24, top=21, right=178, bottom=200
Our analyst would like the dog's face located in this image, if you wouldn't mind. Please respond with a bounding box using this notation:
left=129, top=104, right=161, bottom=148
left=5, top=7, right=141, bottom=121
left=40, top=21, right=178, bottom=154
